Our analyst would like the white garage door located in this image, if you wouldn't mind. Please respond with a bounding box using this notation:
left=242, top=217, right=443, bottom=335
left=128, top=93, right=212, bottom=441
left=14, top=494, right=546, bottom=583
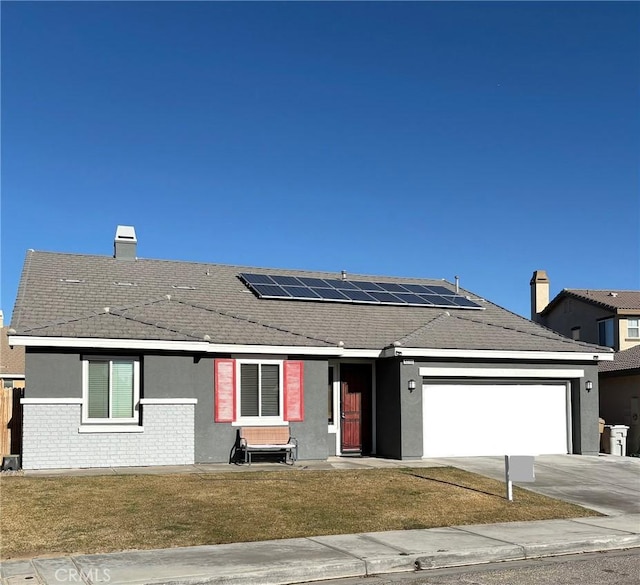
left=422, top=383, right=569, bottom=458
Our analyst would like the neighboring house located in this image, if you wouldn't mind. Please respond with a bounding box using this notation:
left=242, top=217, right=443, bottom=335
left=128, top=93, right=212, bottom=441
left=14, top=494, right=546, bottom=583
left=599, top=346, right=640, bottom=455
left=1, top=314, right=25, bottom=391
left=530, top=271, right=640, bottom=351
left=9, top=228, right=613, bottom=470
left=530, top=270, right=640, bottom=454
left=1, top=314, right=26, bottom=457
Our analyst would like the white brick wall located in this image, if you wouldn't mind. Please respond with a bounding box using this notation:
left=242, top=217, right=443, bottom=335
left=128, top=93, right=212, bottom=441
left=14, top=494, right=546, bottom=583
left=21, top=403, right=195, bottom=469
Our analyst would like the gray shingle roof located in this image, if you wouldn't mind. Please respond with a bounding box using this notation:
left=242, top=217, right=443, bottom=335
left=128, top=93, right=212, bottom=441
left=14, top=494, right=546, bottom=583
left=11, top=250, right=609, bottom=354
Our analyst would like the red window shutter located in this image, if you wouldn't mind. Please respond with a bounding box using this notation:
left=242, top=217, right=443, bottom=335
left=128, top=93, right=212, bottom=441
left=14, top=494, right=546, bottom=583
left=283, top=361, right=304, bottom=422
left=214, top=359, right=236, bottom=422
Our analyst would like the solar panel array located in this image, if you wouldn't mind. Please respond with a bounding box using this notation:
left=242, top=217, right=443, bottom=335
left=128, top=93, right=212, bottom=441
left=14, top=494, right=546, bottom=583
left=239, top=273, right=482, bottom=309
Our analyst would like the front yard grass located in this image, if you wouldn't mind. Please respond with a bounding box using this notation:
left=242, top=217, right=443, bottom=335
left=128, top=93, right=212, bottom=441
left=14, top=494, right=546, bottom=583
left=0, top=467, right=599, bottom=560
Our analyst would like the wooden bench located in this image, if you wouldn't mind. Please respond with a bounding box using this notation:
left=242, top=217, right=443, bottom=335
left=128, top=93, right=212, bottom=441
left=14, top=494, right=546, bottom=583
left=239, top=426, right=298, bottom=465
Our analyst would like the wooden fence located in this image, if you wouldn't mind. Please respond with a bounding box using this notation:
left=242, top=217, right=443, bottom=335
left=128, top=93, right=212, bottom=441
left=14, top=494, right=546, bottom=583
left=1, top=386, right=23, bottom=457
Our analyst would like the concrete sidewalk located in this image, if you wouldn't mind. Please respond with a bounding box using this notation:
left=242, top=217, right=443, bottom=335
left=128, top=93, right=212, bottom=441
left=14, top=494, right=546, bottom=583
left=2, top=514, right=639, bottom=585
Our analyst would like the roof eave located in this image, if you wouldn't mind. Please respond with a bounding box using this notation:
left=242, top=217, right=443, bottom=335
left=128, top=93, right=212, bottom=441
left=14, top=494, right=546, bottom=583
left=382, top=346, right=614, bottom=362
left=10, top=336, right=614, bottom=362
left=7, top=335, right=379, bottom=358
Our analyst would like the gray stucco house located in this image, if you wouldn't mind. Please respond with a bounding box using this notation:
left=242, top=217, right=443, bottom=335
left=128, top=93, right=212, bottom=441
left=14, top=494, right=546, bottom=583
left=9, top=227, right=613, bottom=470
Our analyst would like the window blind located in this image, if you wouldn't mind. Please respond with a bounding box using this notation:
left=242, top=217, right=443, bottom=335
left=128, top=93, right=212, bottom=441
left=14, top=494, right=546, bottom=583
left=88, top=361, right=109, bottom=418
left=111, top=361, right=134, bottom=418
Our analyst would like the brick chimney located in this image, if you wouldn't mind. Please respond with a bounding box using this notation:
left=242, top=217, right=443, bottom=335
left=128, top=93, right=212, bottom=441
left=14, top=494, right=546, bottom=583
left=530, top=270, right=549, bottom=321
left=114, top=225, right=137, bottom=260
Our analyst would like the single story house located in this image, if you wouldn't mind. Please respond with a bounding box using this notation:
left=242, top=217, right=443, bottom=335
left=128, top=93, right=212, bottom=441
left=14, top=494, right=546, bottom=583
left=9, top=227, right=613, bottom=469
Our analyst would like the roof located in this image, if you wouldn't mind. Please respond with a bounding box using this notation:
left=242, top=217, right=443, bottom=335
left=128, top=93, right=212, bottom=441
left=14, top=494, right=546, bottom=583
left=0, top=326, right=25, bottom=378
left=599, top=344, right=640, bottom=374
left=10, top=250, right=611, bottom=355
left=544, top=289, right=640, bottom=315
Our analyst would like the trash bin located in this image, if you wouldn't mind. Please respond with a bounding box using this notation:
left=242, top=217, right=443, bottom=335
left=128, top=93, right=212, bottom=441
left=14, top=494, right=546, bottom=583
left=605, top=425, right=629, bottom=456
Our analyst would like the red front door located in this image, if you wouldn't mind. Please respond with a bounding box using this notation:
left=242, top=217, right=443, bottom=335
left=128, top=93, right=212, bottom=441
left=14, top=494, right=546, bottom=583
left=340, top=364, right=372, bottom=454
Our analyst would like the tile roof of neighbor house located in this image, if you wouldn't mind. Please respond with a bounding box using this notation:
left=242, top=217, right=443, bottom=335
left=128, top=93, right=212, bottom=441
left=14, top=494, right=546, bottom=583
left=10, top=250, right=611, bottom=354
left=599, top=344, right=640, bottom=374
left=0, top=326, right=25, bottom=377
left=550, top=289, right=640, bottom=312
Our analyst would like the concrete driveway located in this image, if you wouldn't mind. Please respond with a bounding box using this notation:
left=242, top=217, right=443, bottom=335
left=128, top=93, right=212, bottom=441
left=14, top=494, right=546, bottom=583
left=424, top=454, right=640, bottom=516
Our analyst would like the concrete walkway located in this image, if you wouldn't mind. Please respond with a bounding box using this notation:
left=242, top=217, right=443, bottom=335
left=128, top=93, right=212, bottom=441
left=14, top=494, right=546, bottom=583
left=423, top=454, right=640, bottom=516
left=3, top=455, right=639, bottom=585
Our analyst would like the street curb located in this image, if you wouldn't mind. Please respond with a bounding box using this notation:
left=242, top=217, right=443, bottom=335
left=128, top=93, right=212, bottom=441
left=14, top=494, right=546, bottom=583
left=2, top=535, right=639, bottom=585
left=414, top=535, right=640, bottom=572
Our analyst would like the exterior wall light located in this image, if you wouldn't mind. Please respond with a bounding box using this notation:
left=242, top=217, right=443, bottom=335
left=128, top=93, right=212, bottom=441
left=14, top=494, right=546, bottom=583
left=408, top=379, right=416, bottom=392
left=586, top=381, right=593, bottom=392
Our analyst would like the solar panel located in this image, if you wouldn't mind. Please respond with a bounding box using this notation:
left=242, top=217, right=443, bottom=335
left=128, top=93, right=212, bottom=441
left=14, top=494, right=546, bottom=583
left=271, top=275, right=304, bottom=286
left=451, top=296, right=479, bottom=307
left=241, top=273, right=276, bottom=285
left=309, top=287, right=349, bottom=300
left=421, top=294, right=457, bottom=306
left=377, top=282, right=411, bottom=293
left=401, top=283, right=434, bottom=294
left=368, top=291, right=404, bottom=303
left=394, top=292, right=431, bottom=305
left=250, top=284, right=290, bottom=298
left=238, top=273, right=482, bottom=309
left=424, top=285, right=456, bottom=296
left=298, top=277, right=331, bottom=287
left=340, top=289, right=378, bottom=302
left=351, top=281, right=385, bottom=291
left=282, top=286, right=321, bottom=299
left=323, top=279, right=359, bottom=290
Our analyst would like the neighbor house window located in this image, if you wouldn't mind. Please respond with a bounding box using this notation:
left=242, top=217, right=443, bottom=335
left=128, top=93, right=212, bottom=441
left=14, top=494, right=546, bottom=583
left=571, top=327, right=581, bottom=341
left=238, top=361, right=282, bottom=419
left=3, top=379, right=13, bottom=390
left=598, top=318, right=615, bottom=348
left=627, top=318, right=640, bottom=339
left=83, top=358, right=139, bottom=423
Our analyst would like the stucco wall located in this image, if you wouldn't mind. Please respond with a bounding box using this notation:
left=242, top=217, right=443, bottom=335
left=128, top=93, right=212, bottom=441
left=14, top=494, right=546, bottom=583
left=290, top=358, right=329, bottom=460
left=25, top=350, right=82, bottom=398
left=542, top=300, right=614, bottom=347
left=569, top=365, right=601, bottom=456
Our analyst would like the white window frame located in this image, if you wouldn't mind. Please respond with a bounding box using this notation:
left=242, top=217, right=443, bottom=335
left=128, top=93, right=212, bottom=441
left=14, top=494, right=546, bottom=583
left=235, top=359, right=284, bottom=425
left=627, top=318, right=640, bottom=339
left=82, top=356, right=140, bottom=425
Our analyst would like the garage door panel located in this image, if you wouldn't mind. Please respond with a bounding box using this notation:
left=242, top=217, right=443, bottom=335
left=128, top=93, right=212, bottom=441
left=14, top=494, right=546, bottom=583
left=422, top=384, right=568, bottom=458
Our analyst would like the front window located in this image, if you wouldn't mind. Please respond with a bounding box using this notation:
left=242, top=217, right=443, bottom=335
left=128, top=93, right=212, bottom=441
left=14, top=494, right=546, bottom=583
left=627, top=318, right=640, bottom=339
left=238, top=361, right=282, bottom=420
left=598, top=318, right=615, bottom=347
left=83, top=358, right=139, bottom=423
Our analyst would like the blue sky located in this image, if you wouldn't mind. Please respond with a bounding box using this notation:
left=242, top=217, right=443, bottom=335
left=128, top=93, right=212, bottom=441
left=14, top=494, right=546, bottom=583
left=2, top=1, right=638, bottom=320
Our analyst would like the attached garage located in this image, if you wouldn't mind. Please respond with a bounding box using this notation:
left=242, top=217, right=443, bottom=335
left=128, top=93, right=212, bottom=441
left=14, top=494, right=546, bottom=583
left=422, top=382, right=570, bottom=457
